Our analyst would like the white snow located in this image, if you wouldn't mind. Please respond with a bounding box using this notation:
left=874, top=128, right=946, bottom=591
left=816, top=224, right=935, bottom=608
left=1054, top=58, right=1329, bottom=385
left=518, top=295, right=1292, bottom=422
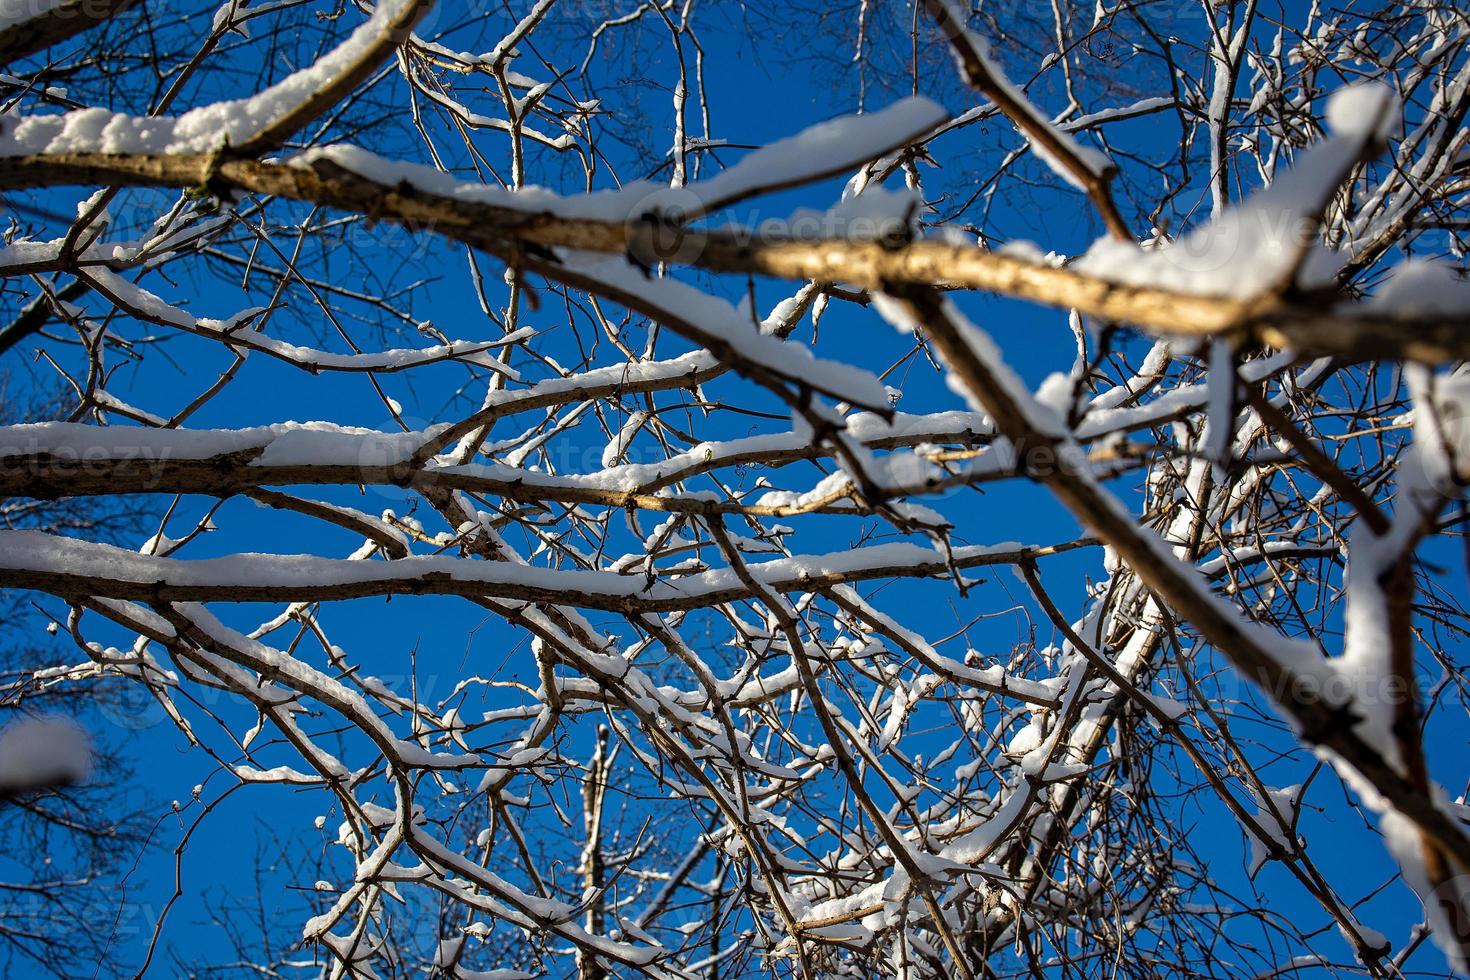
left=934, top=0, right=1114, bottom=190
left=775, top=186, right=920, bottom=242
left=1204, top=339, right=1236, bottom=474
left=0, top=528, right=1058, bottom=615
left=1242, top=783, right=1303, bottom=876
left=1324, top=82, right=1401, bottom=142
left=85, top=269, right=520, bottom=378
left=287, top=97, right=945, bottom=224
left=1075, top=83, right=1402, bottom=298
left=1367, top=260, right=1470, bottom=316
left=0, top=0, right=419, bottom=156
left=601, top=411, right=649, bottom=468
left=560, top=254, right=893, bottom=412
left=0, top=419, right=448, bottom=469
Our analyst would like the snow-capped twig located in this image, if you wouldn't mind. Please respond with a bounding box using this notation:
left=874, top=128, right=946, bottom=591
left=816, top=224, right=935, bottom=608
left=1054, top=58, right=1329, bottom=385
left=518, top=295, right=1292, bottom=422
left=924, top=0, right=1128, bottom=241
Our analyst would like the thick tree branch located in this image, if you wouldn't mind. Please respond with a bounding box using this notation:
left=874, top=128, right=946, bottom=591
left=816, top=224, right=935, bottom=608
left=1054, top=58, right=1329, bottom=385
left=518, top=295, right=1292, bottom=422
left=0, top=152, right=1462, bottom=362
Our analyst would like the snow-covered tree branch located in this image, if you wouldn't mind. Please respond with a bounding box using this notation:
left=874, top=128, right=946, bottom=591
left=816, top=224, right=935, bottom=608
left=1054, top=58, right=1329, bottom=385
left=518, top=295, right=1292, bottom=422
left=1, top=0, right=1469, bottom=976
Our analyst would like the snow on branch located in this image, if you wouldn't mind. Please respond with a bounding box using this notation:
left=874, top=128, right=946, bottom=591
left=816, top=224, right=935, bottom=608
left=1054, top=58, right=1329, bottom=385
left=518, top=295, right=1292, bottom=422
left=1076, top=84, right=1401, bottom=299
left=2, top=1, right=1469, bottom=974
left=0, top=0, right=432, bottom=156
left=0, top=528, right=1089, bottom=611
left=925, top=0, right=1128, bottom=239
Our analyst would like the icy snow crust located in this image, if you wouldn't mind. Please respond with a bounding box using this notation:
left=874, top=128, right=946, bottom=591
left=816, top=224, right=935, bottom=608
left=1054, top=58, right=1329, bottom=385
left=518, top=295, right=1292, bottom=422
left=289, top=96, right=946, bottom=223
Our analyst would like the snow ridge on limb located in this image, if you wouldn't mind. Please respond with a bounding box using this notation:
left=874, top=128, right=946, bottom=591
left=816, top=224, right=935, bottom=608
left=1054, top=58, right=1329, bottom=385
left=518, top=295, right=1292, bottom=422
left=6, top=127, right=1469, bottom=364
left=80, top=267, right=520, bottom=377
left=287, top=95, right=947, bottom=223
left=0, top=0, right=433, bottom=156
left=1076, top=84, right=1402, bottom=299
left=0, top=529, right=1090, bottom=612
